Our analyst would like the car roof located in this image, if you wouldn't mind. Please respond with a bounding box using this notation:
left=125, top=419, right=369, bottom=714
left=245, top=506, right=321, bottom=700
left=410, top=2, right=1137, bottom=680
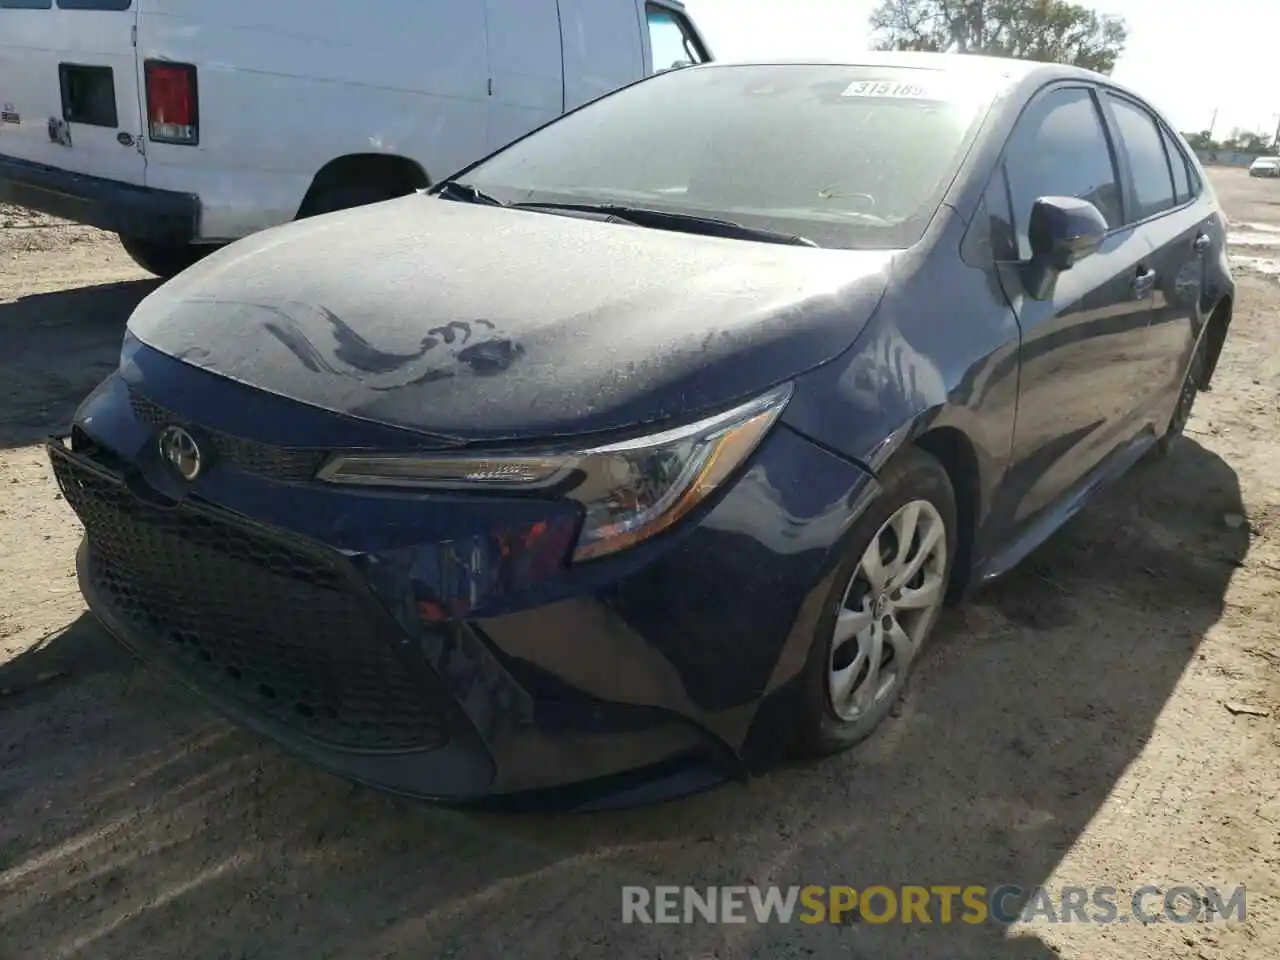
left=702, top=50, right=1104, bottom=82
left=691, top=52, right=1180, bottom=127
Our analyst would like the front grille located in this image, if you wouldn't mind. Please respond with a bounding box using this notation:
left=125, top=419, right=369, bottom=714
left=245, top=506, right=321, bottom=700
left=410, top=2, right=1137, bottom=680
left=50, top=444, right=450, bottom=753
left=129, top=389, right=328, bottom=482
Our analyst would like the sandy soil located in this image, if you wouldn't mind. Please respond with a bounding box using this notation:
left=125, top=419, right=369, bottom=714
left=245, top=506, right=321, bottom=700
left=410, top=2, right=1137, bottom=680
left=1, top=168, right=1277, bottom=960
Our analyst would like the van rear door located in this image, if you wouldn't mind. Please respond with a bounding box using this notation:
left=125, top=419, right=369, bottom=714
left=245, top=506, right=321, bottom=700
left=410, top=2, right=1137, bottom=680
left=0, top=0, right=145, bottom=185
left=556, top=0, right=645, bottom=112
left=483, top=0, right=564, bottom=152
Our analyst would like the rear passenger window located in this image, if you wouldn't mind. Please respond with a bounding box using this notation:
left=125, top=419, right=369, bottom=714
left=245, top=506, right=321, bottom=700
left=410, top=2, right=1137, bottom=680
left=1107, top=95, right=1176, bottom=221
left=1187, top=161, right=1203, bottom=194
left=1, top=0, right=53, bottom=7
left=1002, top=86, right=1122, bottom=260
left=646, top=5, right=706, bottom=73
left=1162, top=128, right=1193, bottom=204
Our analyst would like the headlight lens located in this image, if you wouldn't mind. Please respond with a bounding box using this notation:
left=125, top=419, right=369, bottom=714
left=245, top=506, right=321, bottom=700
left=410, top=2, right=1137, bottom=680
left=318, top=384, right=793, bottom=562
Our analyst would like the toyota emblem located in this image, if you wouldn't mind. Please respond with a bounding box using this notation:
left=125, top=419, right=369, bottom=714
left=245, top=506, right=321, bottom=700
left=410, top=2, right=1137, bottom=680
left=158, top=425, right=204, bottom=481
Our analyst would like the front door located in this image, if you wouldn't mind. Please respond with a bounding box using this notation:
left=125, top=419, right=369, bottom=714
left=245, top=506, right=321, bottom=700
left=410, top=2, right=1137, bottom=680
left=483, top=0, right=563, bottom=152
left=0, top=0, right=145, bottom=184
left=994, top=84, right=1158, bottom=531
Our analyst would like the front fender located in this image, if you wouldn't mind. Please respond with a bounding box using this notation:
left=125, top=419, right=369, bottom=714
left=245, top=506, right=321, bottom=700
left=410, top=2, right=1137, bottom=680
left=781, top=220, right=1023, bottom=575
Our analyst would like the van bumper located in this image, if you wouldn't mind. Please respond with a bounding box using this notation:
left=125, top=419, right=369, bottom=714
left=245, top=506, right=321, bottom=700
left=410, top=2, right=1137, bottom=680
left=0, top=154, right=199, bottom=243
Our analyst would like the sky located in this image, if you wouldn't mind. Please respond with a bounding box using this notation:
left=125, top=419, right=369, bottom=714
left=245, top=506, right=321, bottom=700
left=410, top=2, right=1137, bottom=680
left=683, top=0, right=1279, bottom=141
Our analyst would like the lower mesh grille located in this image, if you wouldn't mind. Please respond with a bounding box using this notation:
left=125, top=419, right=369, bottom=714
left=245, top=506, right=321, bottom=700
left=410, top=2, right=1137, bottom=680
left=50, top=443, right=449, bottom=753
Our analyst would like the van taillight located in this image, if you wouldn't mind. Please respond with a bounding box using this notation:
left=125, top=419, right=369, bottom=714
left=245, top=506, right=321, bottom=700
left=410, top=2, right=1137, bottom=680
left=145, top=60, right=199, bottom=145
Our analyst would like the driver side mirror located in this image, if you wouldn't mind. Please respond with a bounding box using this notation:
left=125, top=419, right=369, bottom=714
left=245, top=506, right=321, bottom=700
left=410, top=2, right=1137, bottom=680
left=1020, top=196, right=1108, bottom=300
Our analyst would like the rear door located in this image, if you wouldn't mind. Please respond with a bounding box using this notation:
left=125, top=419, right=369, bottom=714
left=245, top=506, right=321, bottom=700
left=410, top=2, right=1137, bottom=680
left=1099, top=91, right=1214, bottom=422
left=0, top=0, right=145, bottom=183
left=483, top=0, right=564, bottom=152
left=994, top=84, right=1158, bottom=528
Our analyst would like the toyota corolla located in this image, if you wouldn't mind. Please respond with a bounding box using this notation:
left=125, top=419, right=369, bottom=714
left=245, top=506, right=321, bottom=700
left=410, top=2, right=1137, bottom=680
left=50, top=53, right=1234, bottom=809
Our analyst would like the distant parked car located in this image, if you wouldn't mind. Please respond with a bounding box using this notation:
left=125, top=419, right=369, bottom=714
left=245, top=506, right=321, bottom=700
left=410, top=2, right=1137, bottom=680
left=1249, top=156, right=1280, bottom=177
left=51, top=53, right=1235, bottom=809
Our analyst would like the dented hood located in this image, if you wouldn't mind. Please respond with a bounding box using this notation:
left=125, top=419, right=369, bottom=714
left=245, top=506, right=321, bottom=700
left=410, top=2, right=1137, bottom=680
left=126, top=196, right=895, bottom=442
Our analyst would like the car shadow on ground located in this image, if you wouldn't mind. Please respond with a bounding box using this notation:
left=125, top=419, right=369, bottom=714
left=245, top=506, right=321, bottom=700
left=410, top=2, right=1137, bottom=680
left=0, top=434, right=1247, bottom=959
left=0, top=279, right=159, bottom=449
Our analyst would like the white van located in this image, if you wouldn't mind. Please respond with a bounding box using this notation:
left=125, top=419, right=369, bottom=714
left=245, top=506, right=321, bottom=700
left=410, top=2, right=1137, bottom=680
left=0, top=0, right=711, bottom=276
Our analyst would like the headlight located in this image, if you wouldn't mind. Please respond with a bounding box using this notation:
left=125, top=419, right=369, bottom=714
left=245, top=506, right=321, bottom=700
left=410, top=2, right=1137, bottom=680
left=318, top=384, right=793, bottom=562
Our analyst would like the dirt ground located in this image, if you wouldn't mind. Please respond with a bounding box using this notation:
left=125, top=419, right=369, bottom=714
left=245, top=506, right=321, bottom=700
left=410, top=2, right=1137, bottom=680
left=1, top=168, right=1278, bottom=960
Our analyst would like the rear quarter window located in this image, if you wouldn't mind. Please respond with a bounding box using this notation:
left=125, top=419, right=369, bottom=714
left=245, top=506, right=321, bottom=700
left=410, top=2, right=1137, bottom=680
left=1, top=0, right=54, bottom=8
left=1161, top=127, right=1193, bottom=204
left=55, top=0, right=132, bottom=8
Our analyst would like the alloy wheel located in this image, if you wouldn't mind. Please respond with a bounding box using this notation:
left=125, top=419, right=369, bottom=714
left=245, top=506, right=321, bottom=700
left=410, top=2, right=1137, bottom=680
left=828, top=499, right=948, bottom=722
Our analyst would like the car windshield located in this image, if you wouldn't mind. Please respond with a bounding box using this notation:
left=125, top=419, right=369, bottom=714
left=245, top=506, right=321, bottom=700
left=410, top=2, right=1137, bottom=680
left=453, top=64, right=996, bottom=250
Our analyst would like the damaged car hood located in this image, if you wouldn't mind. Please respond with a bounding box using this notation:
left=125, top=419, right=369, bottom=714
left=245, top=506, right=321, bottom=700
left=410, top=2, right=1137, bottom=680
left=126, top=196, right=897, bottom=442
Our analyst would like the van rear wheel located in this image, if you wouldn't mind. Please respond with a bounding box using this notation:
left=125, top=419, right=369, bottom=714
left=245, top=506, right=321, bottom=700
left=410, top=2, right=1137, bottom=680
left=296, top=185, right=399, bottom=219
left=118, top=235, right=214, bottom=280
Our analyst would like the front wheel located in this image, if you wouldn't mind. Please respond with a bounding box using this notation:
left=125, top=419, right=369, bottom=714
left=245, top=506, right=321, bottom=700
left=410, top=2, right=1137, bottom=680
left=793, top=447, right=957, bottom=757
left=117, top=235, right=215, bottom=280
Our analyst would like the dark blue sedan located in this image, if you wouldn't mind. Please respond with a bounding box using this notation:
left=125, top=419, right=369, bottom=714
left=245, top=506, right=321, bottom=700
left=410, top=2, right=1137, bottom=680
left=50, top=52, right=1234, bottom=809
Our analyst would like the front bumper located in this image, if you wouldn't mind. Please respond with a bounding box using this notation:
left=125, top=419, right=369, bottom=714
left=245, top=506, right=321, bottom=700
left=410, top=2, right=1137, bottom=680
left=0, top=153, right=199, bottom=243
left=51, top=368, right=877, bottom=807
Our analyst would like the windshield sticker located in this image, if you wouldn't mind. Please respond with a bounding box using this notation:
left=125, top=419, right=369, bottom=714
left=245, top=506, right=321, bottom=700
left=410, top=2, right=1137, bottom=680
left=841, top=80, right=936, bottom=100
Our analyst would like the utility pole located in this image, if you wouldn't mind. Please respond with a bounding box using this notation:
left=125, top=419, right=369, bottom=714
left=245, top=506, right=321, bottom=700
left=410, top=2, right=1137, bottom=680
left=1273, top=113, right=1280, bottom=152
left=1207, top=108, right=1218, bottom=141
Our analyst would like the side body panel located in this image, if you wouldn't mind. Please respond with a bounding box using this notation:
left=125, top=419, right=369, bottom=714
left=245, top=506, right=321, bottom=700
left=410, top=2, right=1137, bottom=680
left=137, top=0, right=491, bottom=240
left=783, top=69, right=1236, bottom=592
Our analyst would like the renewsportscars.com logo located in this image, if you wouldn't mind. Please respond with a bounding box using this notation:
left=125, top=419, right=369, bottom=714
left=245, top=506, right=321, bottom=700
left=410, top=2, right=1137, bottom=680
left=621, top=884, right=1248, bottom=926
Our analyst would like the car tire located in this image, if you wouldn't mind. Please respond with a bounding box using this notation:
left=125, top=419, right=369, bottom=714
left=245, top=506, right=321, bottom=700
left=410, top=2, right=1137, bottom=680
left=1152, top=330, right=1209, bottom=459
left=296, top=184, right=399, bottom=219
left=793, top=446, right=957, bottom=757
left=117, top=235, right=215, bottom=280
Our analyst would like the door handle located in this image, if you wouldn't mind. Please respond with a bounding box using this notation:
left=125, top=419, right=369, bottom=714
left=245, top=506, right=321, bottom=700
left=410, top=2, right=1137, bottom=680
left=1193, top=233, right=1212, bottom=254
left=1131, top=267, right=1157, bottom=300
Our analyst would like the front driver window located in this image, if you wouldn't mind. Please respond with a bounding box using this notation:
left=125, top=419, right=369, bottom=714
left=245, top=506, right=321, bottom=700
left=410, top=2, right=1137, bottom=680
left=1002, top=86, right=1123, bottom=260
left=647, top=5, right=705, bottom=73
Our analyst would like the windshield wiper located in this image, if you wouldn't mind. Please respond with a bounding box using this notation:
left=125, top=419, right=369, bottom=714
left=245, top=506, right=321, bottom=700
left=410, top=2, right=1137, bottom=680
left=434, top=180, right=506, bottom=207
left=512, top=201, right=819, bottom=247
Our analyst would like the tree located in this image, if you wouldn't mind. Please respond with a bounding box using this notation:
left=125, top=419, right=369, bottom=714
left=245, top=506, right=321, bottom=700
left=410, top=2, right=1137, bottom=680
left=1220, top=127, right=1247, bottom=152
left=869, top=0, right=1128, bottom=75
left=1234, top=131, right=1275, bottom=155
left=1182, top=131, right=1215, bottom=152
